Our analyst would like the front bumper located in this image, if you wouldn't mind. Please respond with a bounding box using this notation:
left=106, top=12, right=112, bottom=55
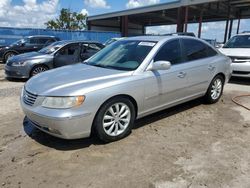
left=5, top=65, right=30, bottom=79
left=20, top=92, right=94, bottom=139
left=231, top=62, right=250, bottom=78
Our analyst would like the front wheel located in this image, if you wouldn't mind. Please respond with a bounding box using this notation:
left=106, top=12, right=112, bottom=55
left=94, top=97, right=136, bottom=143
left=204, top=75, right=224, bottom=104
left=30, top=65, right=48, bottom=77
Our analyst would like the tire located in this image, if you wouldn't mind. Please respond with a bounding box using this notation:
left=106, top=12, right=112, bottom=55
left=204, top=75, right=224, bottom=104
left=94, top=97, right=136, bottom=143
left=30, top=65, right=48, bottom=77
left=4, top=52, right=17, bottom=62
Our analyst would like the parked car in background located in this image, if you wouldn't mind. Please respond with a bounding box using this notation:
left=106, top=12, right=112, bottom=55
left=5, top=40, right=104, bottom=78
left=0, top=35, right=60, bottom=63
left=21, top=36, right=231, bottom=142
left=104, top=37, right=126, bottom=46
left=219, top=33, right=250, bottom=78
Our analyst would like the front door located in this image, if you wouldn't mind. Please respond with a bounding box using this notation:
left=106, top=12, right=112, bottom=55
left=143, top=39, right=188, bottom=114
left=54, top=43, right=81, bottom=68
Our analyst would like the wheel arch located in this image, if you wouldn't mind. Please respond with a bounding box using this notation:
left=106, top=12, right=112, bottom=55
left=91, top=94, right=138, bottom=134
left=3, top=50, right=19, bottom=59
left=214, top=72, right=226, bottom=83
left=30, top=64, right=50, bottom=77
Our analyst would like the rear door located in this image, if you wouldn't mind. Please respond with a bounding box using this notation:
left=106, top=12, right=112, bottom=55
left=18, top=37, right=39, bottom=53
left=180, top=38, right=218, bottom=96
left=53, top=43, right=81, bottom=68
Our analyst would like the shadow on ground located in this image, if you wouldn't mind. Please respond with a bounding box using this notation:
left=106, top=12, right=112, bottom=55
left=229, top=77, right=250, bottom=86
left=23, top=97, right=204, bottom=151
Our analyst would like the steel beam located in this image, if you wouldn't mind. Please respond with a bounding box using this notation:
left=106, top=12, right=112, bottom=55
left=228, top=19, right=233, bottom=39
left=184, top=6, right=189, bottom=32
left=176, top=7, right=184, bottom=32
left=198, top=9, right=203, bottom=38
left=237, top=17, right=241, bottom=34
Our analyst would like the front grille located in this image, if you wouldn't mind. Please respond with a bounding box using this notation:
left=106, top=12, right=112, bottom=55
left=229, top=56, right=250, bottom=63
left=23, top=89, right=37, bottom=106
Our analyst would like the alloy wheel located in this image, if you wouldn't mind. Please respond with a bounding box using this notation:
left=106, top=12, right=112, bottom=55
left=103, top=102, right=131, bottom=137
left=31, top=66, right=48, bottom=76
left=210, top=78, right=222, bottom=100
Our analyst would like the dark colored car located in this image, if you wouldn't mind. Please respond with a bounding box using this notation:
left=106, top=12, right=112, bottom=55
left=5, top=40, right=104, bottom=78
left=0, top=35, right=60, bottom=63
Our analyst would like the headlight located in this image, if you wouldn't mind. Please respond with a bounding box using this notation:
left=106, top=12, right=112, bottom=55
left=12, top=61, right=27, bottom=66
left=42, top=96, right=85, bottom=109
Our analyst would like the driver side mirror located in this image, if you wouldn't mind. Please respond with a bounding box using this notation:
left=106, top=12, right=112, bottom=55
left=147, top=60, right=171, bottom=71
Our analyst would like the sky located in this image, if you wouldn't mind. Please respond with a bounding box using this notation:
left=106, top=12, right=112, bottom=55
left=0, top=0, right=250, bottom=42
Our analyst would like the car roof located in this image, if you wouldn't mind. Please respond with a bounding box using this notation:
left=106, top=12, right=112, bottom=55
left=54, top=40, right=102, bottom=45
left=124, top=35, right=197, bottom=42
left=26, top=35, right=58, bottom=38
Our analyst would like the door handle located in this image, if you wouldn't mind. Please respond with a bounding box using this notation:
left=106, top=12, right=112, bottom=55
left=208, top=65, right=215, bottom=71
left=177, top=71, right=186, bottom=78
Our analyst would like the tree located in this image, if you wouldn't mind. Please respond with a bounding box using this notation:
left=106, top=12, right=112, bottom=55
left=45, top=8, right=87, bottom=30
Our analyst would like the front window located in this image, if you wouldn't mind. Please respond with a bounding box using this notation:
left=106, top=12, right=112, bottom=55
left=224, top=35, right=250, bottom=48
left=85, top=40, right=156, bottom=71
left=38, top=41, right=65, bottom=54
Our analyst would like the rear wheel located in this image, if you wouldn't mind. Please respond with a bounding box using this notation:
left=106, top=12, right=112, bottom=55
left=4, top=52, right=17, bottom=62
left=94, top=97, right=135, bottom=142
left=205, top=75, right=224, bottom=104
left=30, top=65, right=48, bottom=77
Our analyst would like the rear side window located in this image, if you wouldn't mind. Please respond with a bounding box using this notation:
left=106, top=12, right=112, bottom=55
left=154, top=39, right=183, bottom=65
left=182, top=39, right=217, bottom=61
left=37, top=38, right=50, bottom=44
left=29, top=37, right=38, bottom=44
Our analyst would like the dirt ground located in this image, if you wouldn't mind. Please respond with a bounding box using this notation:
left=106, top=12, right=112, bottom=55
left=0, top=64, right=250, bottom=188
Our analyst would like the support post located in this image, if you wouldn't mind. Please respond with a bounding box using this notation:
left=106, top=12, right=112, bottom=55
left=236, top=12, right=241, bottom=34
left=228, top=19, right=233, bottom=40
left=237, top=18, right=241, bottom=34
left=184, top=6, right=189, bottom=32
left=176, top=7, right=184, bottom=32
left=87, top=21, right=91, bottom=30
left=142, top=25, right=146, bottom=35
left=198, top=10, right=203, bottom=38
left=224, top=1, right=231, bottom=43
left=121, top=16, right=128, bottom=37
left=224, top=19, right=229, bottom=43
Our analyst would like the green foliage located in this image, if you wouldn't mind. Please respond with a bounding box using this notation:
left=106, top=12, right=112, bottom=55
left=45, top=8, right=87, bottom=30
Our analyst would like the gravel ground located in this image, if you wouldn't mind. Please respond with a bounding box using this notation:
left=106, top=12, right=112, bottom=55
left=0, top=64, right=250, bottom=188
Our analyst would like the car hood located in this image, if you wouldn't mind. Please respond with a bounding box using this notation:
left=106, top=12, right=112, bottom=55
left=219, top=48, right=250, bottom=57
left=10, top=52, right=52, bottom=62
left=25, top=63, right=133, bottom=96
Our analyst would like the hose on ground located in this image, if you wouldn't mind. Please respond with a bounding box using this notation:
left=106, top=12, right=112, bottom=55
left=232, top=94, right=250, bottom=111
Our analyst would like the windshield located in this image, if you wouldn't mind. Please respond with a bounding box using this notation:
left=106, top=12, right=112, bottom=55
left=85, top=40, right=156, bottom=71
left=224, top=35, right=250, bottom=48
left=38, top=41, right=65, bottom=54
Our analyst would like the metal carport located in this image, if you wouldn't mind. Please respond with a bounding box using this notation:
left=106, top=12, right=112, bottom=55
left=87, top=0, right=250, bottom=42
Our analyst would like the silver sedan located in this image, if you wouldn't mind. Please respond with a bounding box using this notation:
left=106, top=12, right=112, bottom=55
left=20, top=36, right=232, bottom=142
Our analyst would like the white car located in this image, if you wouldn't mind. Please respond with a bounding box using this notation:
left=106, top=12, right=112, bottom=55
left=219, top=33, right=250, bottom=78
